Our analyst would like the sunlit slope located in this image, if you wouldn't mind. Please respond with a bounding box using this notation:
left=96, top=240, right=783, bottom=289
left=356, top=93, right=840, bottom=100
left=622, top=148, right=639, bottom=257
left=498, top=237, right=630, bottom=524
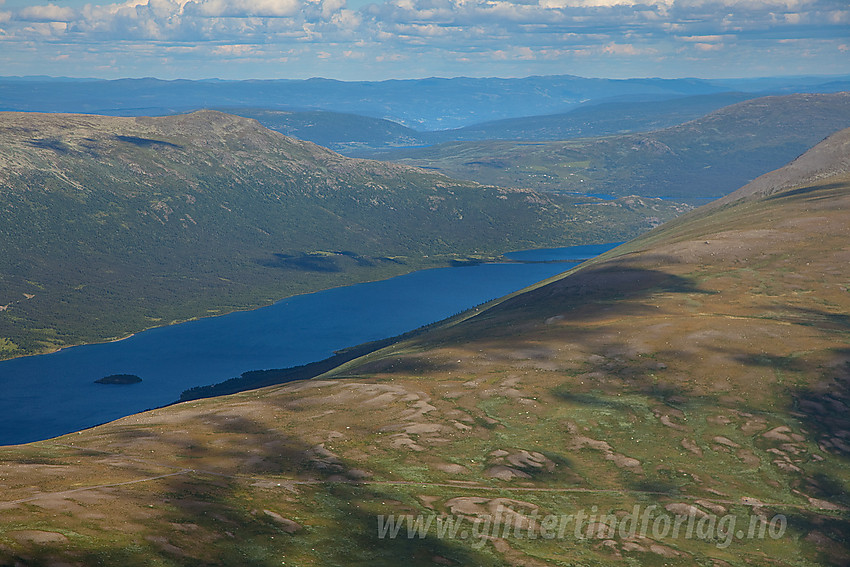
left=0, top=131, right=848, bottom=566
left=0, top=110, right=682, bottom=359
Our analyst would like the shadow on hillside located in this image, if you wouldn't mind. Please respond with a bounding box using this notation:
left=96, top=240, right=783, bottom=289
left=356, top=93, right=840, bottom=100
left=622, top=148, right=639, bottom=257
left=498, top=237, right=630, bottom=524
left=704, top=340, right=850, bottom=462
left=729, top=352, right=809, bottom=372
left=259, top=251, right=389, bottom=273
left=260, top=252, right=344, bottom=272
left=26, top=138, right=70, bottom=153
left=115, top=135, right=183, bottom=149
left=712, top=341, right=850, bottom=563
left=553, top=391, right=635, bottom=410
left=485, top=264, right=704, bottom=319
left=156, top=413, right=505, bottom=565
left=760, top=305, right=850, bottom=332
left=765, top=181, right=848, bottom=203
left=780, top=510, right=850, bottom=566
left=799, top=471, right=850, bottom=510
left=342, top=354, right=459, bottom=377
left=551, top=348, right=691, bottom=406
left=6, top=410, right=504, bottom=566
left=333, top=266, right=709, bottom=417
left=507, top=263, right=703, bottom=306
left=790, top=350, right=850, bottom=460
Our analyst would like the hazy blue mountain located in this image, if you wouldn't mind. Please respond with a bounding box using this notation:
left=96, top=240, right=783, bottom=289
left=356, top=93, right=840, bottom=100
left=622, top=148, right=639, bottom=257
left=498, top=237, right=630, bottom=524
left=2, top=74, right=847, bottom=131
left=421, top=92, right=759, bottom=143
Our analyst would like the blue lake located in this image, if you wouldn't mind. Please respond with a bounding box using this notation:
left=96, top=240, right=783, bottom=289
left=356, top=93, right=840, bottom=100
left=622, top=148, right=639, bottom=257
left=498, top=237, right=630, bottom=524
left=0, top=243, right=618, bottom=445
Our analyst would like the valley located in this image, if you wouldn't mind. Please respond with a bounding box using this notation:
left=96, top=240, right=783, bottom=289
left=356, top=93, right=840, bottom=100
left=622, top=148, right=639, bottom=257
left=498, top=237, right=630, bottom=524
left=0, top=110, right=681, bottom=360
left=5, top=89, right=846, bottom=361
left=0, top=244, right=614, bottom=445
left=0, top=0, right=847, bottom=562
left=0, top=120, right=847, bottom=566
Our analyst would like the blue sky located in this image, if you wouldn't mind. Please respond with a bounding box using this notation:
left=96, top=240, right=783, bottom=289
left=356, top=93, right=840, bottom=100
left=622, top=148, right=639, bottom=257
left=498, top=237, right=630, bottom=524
left=0, top=0, right=847, bottom=80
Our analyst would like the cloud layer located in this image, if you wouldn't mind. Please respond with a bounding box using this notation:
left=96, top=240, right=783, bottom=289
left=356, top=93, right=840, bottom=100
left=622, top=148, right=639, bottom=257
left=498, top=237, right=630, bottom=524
left=0, top=0, right=847, bottom=79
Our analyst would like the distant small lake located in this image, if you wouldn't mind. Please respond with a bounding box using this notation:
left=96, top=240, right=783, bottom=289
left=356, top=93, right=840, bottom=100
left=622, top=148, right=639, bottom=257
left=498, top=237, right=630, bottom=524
left=0, top=243, right=618, bottom=445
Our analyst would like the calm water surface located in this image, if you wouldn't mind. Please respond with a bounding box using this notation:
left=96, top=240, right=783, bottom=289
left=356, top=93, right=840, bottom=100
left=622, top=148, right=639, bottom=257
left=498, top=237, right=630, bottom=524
left=0, top=243, right=617, bottom=445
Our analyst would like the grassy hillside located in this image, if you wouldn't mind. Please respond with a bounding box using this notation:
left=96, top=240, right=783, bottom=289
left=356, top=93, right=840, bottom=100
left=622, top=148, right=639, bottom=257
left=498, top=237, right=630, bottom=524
left=361, top=92, right=850, bottom=200
left=0, top=131, right=847, bottom=565
left=0, top=110, right=686, bottom=359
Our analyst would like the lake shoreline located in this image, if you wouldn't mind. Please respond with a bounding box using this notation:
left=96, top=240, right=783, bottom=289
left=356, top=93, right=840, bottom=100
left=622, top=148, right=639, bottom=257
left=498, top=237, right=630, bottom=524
left=0, top=243, right=619, bottom=446
left=0, top=248, right=608, bottom=364
left=0, top=254, right=484, bottom=363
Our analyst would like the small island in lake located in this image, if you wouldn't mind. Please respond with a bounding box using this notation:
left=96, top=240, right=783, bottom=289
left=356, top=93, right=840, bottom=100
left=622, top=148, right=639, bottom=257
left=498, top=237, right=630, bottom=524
left=95, top=374, right=142, bottom=385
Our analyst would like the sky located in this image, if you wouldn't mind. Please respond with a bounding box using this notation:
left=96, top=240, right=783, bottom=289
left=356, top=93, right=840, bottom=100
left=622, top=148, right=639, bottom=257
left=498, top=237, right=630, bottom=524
left=0, top=0, right=847, bottom=80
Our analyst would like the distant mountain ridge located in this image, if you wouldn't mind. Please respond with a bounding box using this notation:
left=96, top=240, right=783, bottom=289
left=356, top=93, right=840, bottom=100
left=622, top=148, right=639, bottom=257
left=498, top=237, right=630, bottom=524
left=2, top=74, right=848, bottom=131
left=420, top=92, right=759, bottom=144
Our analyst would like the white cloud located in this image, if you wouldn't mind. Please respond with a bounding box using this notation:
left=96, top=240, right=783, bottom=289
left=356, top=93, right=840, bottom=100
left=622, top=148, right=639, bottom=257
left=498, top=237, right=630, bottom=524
left=184, top=0, right=301, bottom=17
left=319, top=0, right=346, bottom=17
left=22, top=21, right=68, bottom=35
left=18, top=4, right=76, bottom=22
left=0, top=0, right=846, bottom=79
left=602, top=41, right=652, bottom=55
left=541, top=0, right=671, bottom=7
left=828, top=9, right=848, bottom=23
left=22, top=0, right=838, bottom=48
left=375, top=51, right=407, bottom=60
left=675, top=0, right=814, bottom=7
left=331, top=9, right=362, bottom=29
left=678, top=34, right=727, bottom=42
left=212, top=43, right=258, bottom=55
left=694, top=41, right=723, bottom=50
